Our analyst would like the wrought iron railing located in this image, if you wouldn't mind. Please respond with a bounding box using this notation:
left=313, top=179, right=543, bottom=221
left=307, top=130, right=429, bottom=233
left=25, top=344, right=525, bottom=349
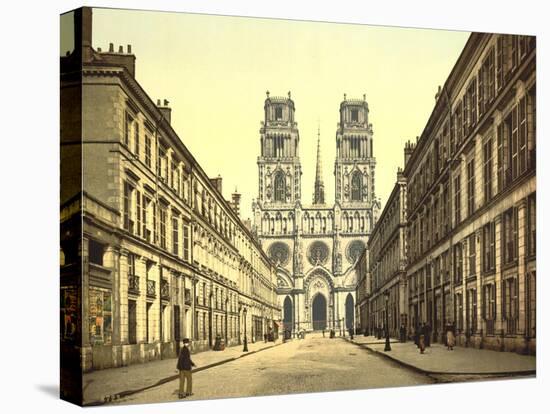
left=128, top=274, right=139, bottom=294
left=161, top=279, right=170, bottom=299
left=146, top=279, right=156, bottom=298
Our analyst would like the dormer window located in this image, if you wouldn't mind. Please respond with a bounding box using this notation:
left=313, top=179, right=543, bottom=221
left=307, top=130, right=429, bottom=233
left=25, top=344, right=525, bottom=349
left=275, top=106, right=283, bottom=120
left=351, top=109, right=359, bottom=122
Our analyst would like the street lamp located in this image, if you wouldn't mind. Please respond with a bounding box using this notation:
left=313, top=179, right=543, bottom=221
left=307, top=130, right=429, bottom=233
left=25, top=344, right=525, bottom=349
left=243, top=307, right=249, bottom=352
left=384, top=291, right=391, bottom=352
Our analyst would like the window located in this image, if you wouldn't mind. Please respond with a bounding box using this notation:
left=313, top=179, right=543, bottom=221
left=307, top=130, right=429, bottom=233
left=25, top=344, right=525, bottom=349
left=483, top=138, right=493, bottom=204
left=482, top=284, right=496, bottom=335
left=468, top=233, right=476, bottom=277
left=123, top=181, right=134, bottom=232
left=454, top=293, right=464, bottom=332
left=136, top=190, right=141, bottom=237
left=453, top=174, right=461, bottom=225
left=496, top=36, right=504, bottom=91
left=351, top=109, right=359, bottom=122
left=160, top=205, right=167, bottom=249
left=502, top=207, right=518, bottom=264
left=275, top=106, right=283, bottom=120
left=453, top=242, right=463, bottom=284
left=527, top=194, right=536, bottom=257
left=128, top=299, right=137, bottom=344
left=503, top=277, right=518, bottom=334
left=469, top=77, right=477, bottom=127
left=273, top=172, right=285, bottom=202
left=467, top=160, right=475, bottom=216
left=145, top=134, right=152, bottom=167
left=89, top=240, right=105, bottom=266
left=467, top=288, right=477, bottom=334
left=134, top=121, right=140, bottom=155
left=172, top=215, right=179, bottom=255
left=526, top=272, right=536, bottom=338
left=128, top=253, right=136, bottom=275
left=518, top=96, right=528, bottom=176
left=351, top=171, right=363, bottom=201
left=183, top=224, right=190, bottom=262
left=124, top=112, right=133, bottom=147
left=482, top=221, right=496, bottom=273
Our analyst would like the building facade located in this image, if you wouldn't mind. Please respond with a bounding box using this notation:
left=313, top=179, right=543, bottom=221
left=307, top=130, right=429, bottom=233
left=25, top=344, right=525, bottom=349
left=366, top=169, right=408, bottom=338
left=60, top=8, right=280, bottom=376
left=252, top=92, right=380, bottom=333
left=403, top=32, right=536, bottom=354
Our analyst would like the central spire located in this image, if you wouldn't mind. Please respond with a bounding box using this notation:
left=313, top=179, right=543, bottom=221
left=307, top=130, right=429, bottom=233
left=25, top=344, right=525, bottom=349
left=313, top=123, right=325, bottom=204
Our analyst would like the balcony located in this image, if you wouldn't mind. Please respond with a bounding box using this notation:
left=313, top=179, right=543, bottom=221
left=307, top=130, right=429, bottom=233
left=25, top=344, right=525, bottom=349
left=161, top=279, right=170, bottom=300
left=128, top=274, right=140, bottom=294
left=146, top=279, right=156, bottom=298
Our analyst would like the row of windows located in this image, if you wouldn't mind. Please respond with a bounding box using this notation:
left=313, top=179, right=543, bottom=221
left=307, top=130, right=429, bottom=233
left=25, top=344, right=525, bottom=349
left=409, top=194, right=535, bottom=293
left=123, top=181, right=191, bottom=260
left=407, top=34, right=534, bottom=216
left=408, top=88, right=535, bottom=263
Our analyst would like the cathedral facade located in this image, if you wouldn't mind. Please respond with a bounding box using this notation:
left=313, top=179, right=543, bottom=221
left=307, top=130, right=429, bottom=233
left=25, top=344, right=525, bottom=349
left=252, top=92, right=380, bottom=333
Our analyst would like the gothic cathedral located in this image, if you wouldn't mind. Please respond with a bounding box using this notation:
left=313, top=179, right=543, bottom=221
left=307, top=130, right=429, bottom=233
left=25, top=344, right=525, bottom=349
left=252, top=92, right=380, bottom=333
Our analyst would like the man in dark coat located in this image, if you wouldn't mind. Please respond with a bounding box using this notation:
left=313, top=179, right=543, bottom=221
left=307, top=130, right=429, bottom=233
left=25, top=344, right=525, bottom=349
left=424, top=322, right=431, bottom=347
left=177, top=338, right=196, bottom=399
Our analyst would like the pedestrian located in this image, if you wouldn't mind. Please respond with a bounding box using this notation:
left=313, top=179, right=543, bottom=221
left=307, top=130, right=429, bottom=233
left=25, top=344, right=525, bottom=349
left=418, top=323, right=426, bottom=354
left=322, top=328, right=325, bottom=338
left=424, top=322, right=431, bottom=347
left=446, top=321, right=455, bottom=351
left=399, top=324, right=406, bottom=343
left=348, top=327, right=354, bottom=340
left=176, top=338, right=196, bottom=399
left=264, top=332, right=267, bottom=343
left=414, top=325, right=420, bottom=347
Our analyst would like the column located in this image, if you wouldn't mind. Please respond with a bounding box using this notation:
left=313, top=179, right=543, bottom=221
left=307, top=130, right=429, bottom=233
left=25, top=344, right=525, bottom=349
left=517, top=198, right=527, bottom=336
left=475, top=229, right=483, bottom=342
left=119, top=248, right=129, bottom=345
left=104, top=246, right=121, bottom=349
left=494, top=215, right=503, bottom=333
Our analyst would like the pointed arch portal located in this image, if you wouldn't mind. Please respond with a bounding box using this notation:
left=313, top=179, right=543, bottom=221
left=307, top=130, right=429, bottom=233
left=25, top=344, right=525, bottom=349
left=312, top=294, right=327, bottom=330
left=283, top=296, right=293, bottom=331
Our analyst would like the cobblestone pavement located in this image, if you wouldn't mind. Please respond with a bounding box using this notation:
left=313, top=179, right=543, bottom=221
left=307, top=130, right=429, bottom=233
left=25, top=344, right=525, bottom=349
left=83, top=340, right=280, bottom=405
left=110, top=334, right=433, bottom=405
left=350, top=336, right=536, bottom=375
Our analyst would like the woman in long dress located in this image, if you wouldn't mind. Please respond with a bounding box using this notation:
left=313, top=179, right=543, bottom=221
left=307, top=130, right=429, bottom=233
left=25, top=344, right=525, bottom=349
left=446, top=322, right=455, bottom=350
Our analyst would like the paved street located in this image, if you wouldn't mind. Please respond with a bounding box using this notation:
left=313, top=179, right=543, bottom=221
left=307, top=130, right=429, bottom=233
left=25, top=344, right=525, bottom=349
left=111, top=334, right=432, bottom=405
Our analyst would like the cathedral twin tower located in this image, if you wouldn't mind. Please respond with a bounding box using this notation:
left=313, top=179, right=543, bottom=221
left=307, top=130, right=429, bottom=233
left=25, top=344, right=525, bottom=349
left=252, top=91, right=379, bottom=332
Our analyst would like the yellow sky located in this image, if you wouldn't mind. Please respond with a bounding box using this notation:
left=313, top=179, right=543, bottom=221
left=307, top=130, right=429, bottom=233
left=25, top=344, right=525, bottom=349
left=63, top=8, right=469, bottom=220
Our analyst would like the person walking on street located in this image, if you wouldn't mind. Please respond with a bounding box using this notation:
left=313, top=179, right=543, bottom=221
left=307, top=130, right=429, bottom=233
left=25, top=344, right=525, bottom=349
left=399, top=324, right=406, bottom=343
left=322, top=328, right=325, bottom=338
left=418, top=323, right=426, bottom=354
left=177, top=338, right=196, bottom=399
left=445, top=321, right=455, bottom=351
left=424, top=322, right=431, bottom=347
left=348, top=327, right=354, bottom=340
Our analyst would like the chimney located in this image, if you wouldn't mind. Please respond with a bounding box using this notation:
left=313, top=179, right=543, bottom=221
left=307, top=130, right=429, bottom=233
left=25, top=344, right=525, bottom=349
left=72, top=7, right=93, bottom=63
left=157, top=99, right=172, bottom=125
left=209, top=175, right=223, bottom=194
left=404, top=140, right=415, bottom=167
left=231, top=189, right=242, bottom=217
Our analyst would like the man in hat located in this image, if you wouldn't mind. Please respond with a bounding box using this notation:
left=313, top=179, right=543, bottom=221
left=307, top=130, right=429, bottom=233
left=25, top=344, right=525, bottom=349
left=176, top=338, right=196, bottom=399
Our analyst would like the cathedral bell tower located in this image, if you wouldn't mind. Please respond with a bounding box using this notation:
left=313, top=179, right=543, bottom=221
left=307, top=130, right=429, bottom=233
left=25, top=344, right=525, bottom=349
left=257, top=91, right=302, bottom=206
left=334, top=94, right=376, bottom=206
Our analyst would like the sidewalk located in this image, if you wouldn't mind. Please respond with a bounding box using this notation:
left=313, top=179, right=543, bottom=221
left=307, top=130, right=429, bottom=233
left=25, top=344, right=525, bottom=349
left=83, top=340, right=285, bottom=405
left=348, top=335, right=536, bottom=375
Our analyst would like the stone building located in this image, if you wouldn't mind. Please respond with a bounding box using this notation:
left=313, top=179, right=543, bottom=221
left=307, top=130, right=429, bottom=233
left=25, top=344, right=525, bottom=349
left=366, top=169, right=408, bottom=338
left=354, top=249, right=370, bottom=335
left=60, top=8, right=280, bottom=385
left=252, top=92, right=380, bottom=333
left=403, top=32, right=536, bottom=353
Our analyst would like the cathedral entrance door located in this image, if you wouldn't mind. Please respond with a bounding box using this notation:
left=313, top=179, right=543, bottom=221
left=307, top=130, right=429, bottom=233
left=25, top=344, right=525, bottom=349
left=312, top=294, right=327, bottom=330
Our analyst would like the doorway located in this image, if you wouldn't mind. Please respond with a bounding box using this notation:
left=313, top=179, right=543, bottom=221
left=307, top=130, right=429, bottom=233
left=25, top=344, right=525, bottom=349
left=312, top=294, right=327, bottom=330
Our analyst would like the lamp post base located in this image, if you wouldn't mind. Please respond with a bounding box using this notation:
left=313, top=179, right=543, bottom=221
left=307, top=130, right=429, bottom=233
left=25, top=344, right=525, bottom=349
left=384, top=336, right=392, bottom=352
left=243, top=337, right=248, bottom=352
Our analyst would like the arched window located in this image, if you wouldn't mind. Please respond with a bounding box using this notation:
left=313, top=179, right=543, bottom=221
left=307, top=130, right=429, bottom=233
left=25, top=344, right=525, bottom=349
left=274, top=172, right=285, bottom=202
left=351, top=171, right=363, bottom=201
